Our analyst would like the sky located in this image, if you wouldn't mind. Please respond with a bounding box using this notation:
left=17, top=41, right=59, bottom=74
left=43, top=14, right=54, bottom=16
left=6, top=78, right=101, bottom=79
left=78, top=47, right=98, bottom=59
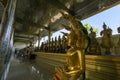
left=39, top=4, right=120, bottom=45
left=82, top=4, right=120, bottom=36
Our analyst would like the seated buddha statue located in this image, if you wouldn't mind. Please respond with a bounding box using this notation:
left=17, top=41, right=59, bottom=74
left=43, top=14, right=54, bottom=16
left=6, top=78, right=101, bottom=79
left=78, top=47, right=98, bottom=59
left=55, top=11, right=89, bottom=80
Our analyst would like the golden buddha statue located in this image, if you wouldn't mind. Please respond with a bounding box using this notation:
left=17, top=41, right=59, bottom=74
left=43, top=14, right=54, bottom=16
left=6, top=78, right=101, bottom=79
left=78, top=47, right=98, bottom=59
left=100, top=23, right=114, bottom=54
left=54, top=11, right=89, bottom=80
left=54, top=37, right=57, bottom=52
left=88, top=27, right=101, bottom=54
left=117, top=27, right=120, bottom=46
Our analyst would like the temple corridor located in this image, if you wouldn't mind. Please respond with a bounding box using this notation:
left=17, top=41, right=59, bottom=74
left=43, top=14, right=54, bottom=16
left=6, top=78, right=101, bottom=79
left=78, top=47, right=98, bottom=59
left=6, top=54, right=44, bottom=80
left=0, top=0, right=120, bottom=80
left=5, top=52, right=120, bottom=80
left=35, top=52, right=120, bottom=80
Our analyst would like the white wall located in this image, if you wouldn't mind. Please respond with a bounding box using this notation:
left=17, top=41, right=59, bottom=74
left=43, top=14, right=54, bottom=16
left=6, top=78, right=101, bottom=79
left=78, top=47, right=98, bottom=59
left=14, top=42, right=26, bottom=50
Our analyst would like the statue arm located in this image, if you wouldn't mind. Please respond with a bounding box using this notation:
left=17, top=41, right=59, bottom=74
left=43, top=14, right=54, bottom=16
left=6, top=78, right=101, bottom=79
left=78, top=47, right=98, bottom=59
left=67, top=49, right=76, bottom=56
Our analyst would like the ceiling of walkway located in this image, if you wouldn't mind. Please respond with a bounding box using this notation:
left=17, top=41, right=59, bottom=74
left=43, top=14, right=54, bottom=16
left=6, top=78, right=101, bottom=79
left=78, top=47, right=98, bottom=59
left=1, top=0, right=120, bottom=44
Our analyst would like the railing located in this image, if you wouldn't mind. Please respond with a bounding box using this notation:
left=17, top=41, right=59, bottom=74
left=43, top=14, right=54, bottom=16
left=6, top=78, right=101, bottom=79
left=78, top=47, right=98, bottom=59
left=33, top=52, right=120, bottom=80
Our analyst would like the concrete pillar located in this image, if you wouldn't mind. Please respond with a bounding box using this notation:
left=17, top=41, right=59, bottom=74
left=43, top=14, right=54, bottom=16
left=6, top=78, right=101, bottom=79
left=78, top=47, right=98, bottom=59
left=38, top=36, right=41, bottom=49
left=48, top=30, right=52, bottom=51
left=38, top=30, right=41, bottom=49
left=0, top=0, right=17, bottom=79
left=0, top=1, right=9, bottom=79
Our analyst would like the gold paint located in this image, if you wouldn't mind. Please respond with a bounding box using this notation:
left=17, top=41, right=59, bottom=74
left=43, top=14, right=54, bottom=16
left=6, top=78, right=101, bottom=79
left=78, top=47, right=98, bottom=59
left=100, top=23, right=114, bottom=54
left=55, top=11, right=88, bottom=80
left=88, top=27, right=101, bottom=54
left=117, top=27, right=120, bottom=46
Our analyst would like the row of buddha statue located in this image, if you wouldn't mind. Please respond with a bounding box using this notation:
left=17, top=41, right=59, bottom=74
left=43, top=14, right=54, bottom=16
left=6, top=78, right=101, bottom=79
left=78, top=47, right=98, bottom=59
left=39, top=35, right=69, bottom=53
left=88, top=22, right=120, bottom=55
left=37, top=22, right=120, bottom=55
left=88, top=23, right=112, bottom=55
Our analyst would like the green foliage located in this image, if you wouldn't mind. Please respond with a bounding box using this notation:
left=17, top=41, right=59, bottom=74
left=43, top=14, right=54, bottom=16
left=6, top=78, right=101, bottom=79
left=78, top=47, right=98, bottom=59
left=83, top=22, right=98, bottom=34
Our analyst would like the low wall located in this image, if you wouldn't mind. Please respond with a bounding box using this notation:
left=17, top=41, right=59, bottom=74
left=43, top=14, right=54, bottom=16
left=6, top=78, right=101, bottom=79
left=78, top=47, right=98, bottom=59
left=33, top=52, right=120, bottom=80
left=86, top=55, right=120, bottom=80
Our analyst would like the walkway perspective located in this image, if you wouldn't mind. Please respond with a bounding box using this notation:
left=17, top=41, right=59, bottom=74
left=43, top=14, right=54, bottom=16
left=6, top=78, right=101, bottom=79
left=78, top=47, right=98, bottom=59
left=6, top=55, right=44, bottom=80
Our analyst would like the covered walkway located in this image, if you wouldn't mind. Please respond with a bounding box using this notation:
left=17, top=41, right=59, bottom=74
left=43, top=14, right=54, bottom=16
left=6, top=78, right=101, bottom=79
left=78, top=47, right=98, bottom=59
left=0, top=0, right=120, bottom=80
left=4, top=52, right=120, bottom=80
left=6, top=55, right=44, bottom=80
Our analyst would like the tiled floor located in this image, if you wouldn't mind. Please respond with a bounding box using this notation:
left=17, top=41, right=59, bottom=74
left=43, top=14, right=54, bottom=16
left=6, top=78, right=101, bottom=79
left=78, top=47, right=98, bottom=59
left=6, top=55, right=89, bottom=80
left=6, top=57, right=44, bottom=80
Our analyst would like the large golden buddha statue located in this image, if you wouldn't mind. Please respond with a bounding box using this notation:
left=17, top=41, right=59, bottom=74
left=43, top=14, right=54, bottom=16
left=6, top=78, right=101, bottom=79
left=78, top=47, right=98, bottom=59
left=54, top=11, right=89, bottom=80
